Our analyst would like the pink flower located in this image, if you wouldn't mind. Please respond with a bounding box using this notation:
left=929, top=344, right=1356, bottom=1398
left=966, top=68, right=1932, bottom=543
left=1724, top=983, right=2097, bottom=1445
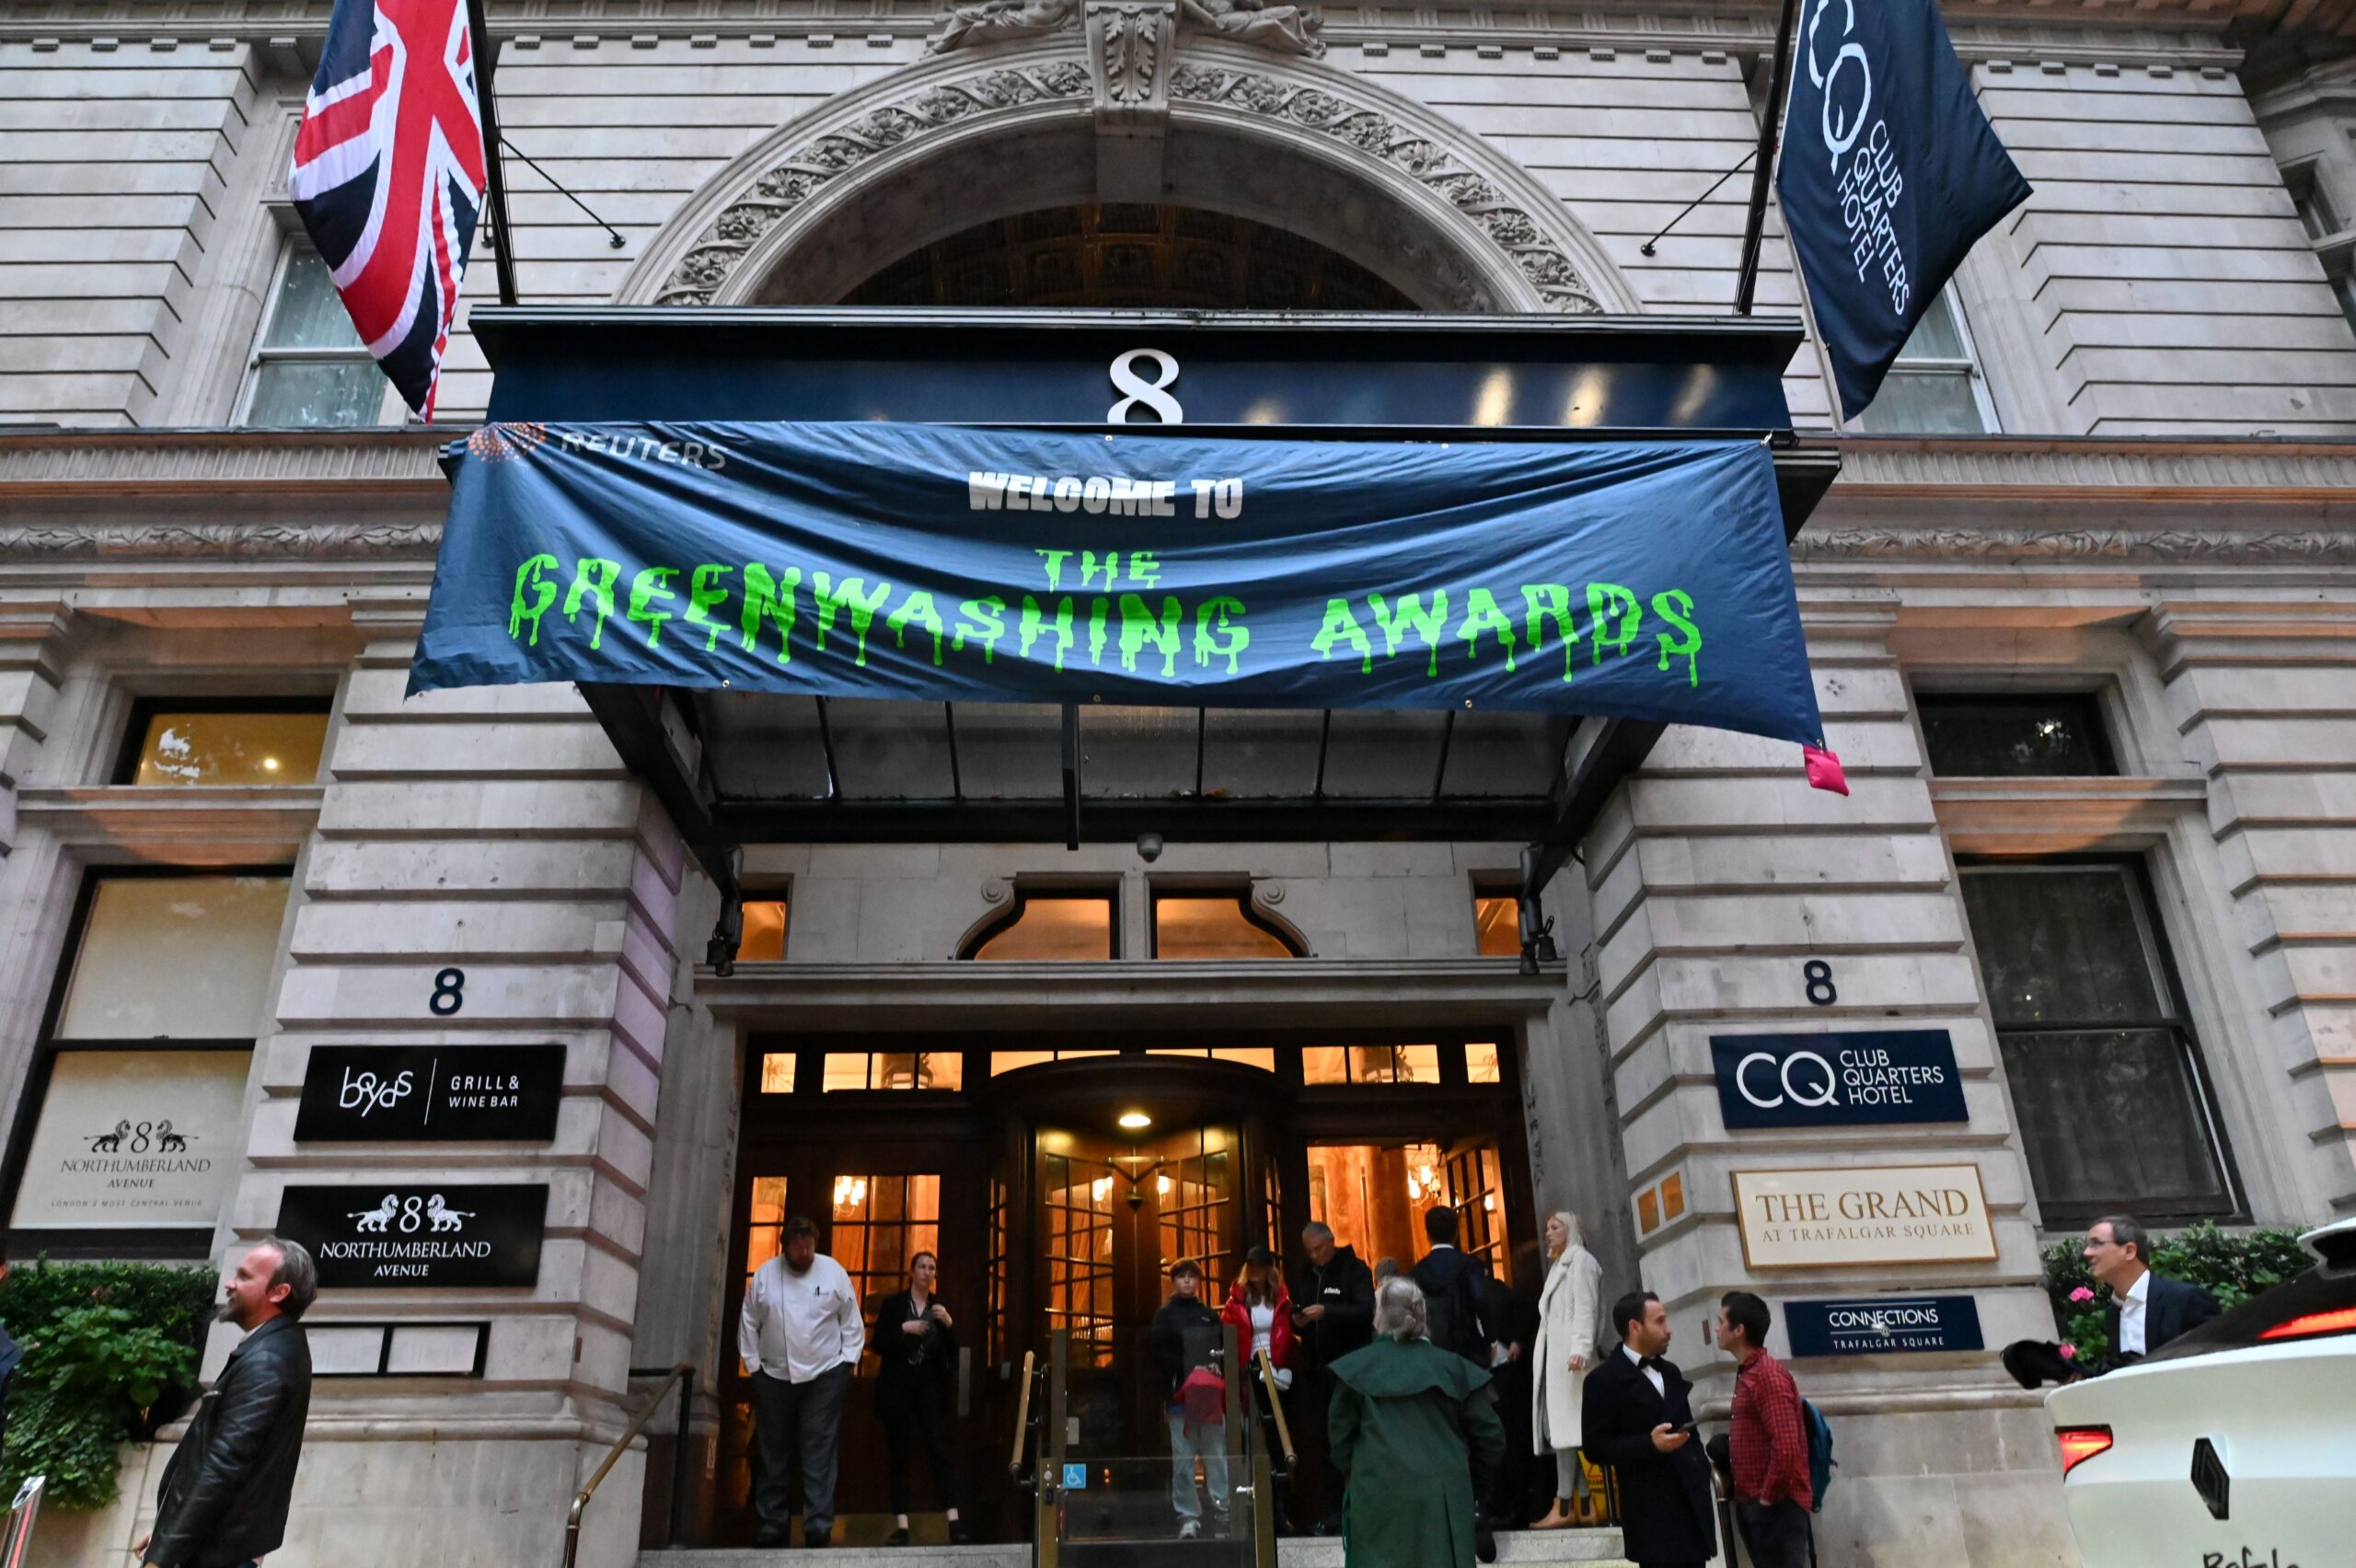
left=2069, top=1286, right=2095, bottom=1303
left=2058, top=1343, right=2077, bottom=1361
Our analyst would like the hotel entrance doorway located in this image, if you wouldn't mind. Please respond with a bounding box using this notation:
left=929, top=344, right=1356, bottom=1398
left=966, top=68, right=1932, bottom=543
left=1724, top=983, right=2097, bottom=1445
left=714, top=1034, right=1530, bottom=1546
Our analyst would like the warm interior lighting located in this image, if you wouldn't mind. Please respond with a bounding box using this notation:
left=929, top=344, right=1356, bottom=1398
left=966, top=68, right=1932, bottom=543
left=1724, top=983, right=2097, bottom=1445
left=1118, top=1111, right=1152, bottom=1130
left=832, top=1174, right=868, bottom=1209
left=2055, top=1426, right=2113, bottom=1477
left=1157, top=1175, right=1172, bottom=1195
left=261, top=756, right=281, bottom=771
left=1091, top=1176, right=1114, bottom=1203
left=2258, top=1305, right=2356, bottom=1342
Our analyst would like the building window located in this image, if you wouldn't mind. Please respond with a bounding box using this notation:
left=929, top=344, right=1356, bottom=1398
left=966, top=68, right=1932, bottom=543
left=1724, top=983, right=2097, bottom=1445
left=830, top=1171, right=941, bottom=1328
left=240, top=237, right=387, bottom=428
left=989, top=1048, right=1118, bottom=1075
left=757, top=1053, right=797, bottom=1094
left=1302, top=1044, right=1442, bottom=1086
left=1151, top=892, right=1300, bottom=959
left=1917, top=693, right=2116, bottom=778
left=1850, top=288, right=1997, bottom=434
left=2285, top=160, right=2356, bottom=335
left=1465, top=1042, right=1503, bottom=1084
left=6, top=871, right=290, bottom=1254
left=1472, top=892, right=1521, bottom=957
left=743, top=1175, right=790, bottom=1288
left=114, top=699, right=331, bottom=786
left=739, top=895, right=788, bottom=963
left=1146, top=1046, right=1279, bottom=1071
left=821, top=1052, right=964, bottom=1092
left=1958, top=862, right=2235, bottom=1225
left=55, top=874, right=290, bottom=1040
left=1306, top=1137, right=1511, bottom=1273
left=963, top=891, right=1117, bottom=960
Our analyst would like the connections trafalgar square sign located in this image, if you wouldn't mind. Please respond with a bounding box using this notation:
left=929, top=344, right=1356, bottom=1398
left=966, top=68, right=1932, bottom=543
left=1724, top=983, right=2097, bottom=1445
left=275, top=1183, right=549, bottom=1288
left=1784, top=1295, right=1985, bottom=1356
left=1710, top=1030, right=1967, bottom=1129
left=294, top=1044, right=566, bottom=1142
left=1733, top=1164, right=1997, bottom=1269
left=409, top=423, right=1830, bottom=753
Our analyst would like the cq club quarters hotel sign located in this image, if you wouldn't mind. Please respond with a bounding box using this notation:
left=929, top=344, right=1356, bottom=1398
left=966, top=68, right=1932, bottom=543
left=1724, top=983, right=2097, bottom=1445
left=1733, top=1165, right=1998, bottom=1269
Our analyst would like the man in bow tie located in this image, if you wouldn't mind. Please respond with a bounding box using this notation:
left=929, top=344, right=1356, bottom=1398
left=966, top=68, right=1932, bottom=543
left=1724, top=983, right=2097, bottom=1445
left=1580, top=1290, right=1717, bottom=1568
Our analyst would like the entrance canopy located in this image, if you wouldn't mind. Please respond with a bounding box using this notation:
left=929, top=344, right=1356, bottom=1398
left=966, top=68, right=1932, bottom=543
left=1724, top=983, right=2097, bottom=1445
left=450, top=306, right=1839, bottom=957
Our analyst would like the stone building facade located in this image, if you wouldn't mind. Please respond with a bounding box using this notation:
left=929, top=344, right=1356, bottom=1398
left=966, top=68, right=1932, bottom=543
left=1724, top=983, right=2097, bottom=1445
left=2, top=2, right=2354, bottom=1566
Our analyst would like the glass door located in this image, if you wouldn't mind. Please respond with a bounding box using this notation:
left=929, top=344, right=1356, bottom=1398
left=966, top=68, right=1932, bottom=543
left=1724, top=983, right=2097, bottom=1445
left=1035, top=1123, right=1242, bottom=1459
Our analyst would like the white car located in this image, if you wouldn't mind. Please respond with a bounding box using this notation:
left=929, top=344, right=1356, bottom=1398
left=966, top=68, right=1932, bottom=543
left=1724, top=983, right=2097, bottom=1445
left=2045, top=1217, right=2356, bottom=1568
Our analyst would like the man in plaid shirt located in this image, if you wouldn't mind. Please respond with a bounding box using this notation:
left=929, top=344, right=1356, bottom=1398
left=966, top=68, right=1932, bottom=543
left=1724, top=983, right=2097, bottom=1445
left=1716, top=1291, right=1813, bottom=1568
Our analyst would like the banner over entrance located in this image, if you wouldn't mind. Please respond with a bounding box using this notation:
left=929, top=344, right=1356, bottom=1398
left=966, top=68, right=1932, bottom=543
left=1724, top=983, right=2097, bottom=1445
left=411, top=422, right=1827, bottom=751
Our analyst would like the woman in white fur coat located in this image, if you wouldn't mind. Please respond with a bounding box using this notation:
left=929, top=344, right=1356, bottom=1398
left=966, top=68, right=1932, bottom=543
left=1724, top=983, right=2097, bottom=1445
left=1528, top=1208, right=1604, bottom=1530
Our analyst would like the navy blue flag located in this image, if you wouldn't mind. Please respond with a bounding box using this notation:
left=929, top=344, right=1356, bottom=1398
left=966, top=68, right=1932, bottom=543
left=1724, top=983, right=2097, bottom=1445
left=410, top=422, right=1831, bottom=754
left=1776, top=0, right=2031, bottom=420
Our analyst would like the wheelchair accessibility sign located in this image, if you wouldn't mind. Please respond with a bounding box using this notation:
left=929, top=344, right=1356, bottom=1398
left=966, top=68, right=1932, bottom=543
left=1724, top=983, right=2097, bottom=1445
left=1062, top=1463, right=1089, bottom=1490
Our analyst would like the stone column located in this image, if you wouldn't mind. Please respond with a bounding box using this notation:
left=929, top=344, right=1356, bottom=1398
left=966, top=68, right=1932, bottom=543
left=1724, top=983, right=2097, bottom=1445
left=1579, top=595, right=2071, bottom=1564
left=2147, top=599, right=2356, bottom=1219
left=0, top=600, right=74, bottom=1126
left=177, top=594, right=687, bottom=1568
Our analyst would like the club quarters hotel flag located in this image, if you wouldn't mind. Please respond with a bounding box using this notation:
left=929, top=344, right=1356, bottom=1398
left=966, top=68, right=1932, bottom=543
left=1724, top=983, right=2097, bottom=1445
left=410, top=424, right=1832, bottom=755
left=1776, top=0, right=2032, bottom=420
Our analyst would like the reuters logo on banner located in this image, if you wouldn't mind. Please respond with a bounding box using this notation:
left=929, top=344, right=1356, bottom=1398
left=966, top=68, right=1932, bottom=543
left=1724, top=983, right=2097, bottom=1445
left=466, top=423, right=549, bottom=464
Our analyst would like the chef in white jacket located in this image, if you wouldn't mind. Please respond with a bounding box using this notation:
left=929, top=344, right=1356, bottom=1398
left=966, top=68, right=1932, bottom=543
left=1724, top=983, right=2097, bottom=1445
left=739, top=1215, right=867, bottom=1548
left=1529, top=1208, right=1604, bottom=1530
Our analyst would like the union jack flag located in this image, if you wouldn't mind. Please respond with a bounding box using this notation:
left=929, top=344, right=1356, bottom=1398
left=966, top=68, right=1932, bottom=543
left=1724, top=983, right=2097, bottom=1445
left=289, top=0, right=490, bottom=419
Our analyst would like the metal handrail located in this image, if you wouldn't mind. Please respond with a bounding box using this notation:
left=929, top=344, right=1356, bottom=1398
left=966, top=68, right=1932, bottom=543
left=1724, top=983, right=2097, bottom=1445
left=1253, top=1350, right=1296, bottom=1472
left=1008, top=1348, right=1039, bottom=1483
left=562, top=1363, right=695, bottom=1568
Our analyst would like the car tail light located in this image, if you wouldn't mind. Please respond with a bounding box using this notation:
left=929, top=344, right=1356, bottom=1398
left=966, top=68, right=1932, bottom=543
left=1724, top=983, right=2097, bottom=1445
left=2258, top=1305, right=2356, bottom=1343
left=2056, top=1426, right=2113, bottom=1477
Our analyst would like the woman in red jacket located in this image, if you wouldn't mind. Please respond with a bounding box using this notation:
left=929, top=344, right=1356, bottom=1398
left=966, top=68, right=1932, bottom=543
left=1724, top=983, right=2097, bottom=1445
left=1224, top=1244, right=1301, bottom=1532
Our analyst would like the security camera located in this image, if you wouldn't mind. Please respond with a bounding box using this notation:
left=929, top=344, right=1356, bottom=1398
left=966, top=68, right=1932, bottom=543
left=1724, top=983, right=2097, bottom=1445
left=1137, top=832, right=1165, bottom=862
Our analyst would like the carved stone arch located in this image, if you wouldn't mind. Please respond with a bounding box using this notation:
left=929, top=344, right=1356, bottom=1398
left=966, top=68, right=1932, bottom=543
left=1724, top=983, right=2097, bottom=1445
left=618, top=40, right=1638, bottom=315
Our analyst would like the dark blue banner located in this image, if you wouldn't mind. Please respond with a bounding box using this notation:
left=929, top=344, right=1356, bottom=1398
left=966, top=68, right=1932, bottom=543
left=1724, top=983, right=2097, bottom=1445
left=1785, top=1295, right=1984, bottom=1357
left=1776, top=0, right=2031, bottom=419
left=1710, top=1030, right=1968, bottom=1128
left=410, top=423, right=1828, bottom=749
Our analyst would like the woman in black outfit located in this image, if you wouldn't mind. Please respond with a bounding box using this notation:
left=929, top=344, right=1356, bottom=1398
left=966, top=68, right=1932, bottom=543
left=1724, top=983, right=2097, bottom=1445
left=875, top=1251, right=968, bottom=1545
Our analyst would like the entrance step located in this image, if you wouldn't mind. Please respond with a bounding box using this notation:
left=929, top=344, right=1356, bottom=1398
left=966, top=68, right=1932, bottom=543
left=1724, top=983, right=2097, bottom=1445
left=638, top=1528, right=1628, bottom=1568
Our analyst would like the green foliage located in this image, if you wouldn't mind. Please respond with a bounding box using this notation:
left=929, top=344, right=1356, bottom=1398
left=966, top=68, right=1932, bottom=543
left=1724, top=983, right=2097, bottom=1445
left=2039, top=1220, right=2316, bottom=1369
left=0, top=1260, right=215, bottom=1510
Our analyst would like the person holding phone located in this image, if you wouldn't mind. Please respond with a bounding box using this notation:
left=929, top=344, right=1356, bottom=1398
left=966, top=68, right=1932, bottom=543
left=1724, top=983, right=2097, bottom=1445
left=872, top=1251, right=969, bottom=1545
left=1578, top=1290, right=1717, bottom=1568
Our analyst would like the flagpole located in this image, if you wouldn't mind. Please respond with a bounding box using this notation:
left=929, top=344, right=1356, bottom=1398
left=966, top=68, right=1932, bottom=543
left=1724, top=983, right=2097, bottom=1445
left=466, top=0, right=521, bottom=307
left=1733, top=0, right=1804, bottom=316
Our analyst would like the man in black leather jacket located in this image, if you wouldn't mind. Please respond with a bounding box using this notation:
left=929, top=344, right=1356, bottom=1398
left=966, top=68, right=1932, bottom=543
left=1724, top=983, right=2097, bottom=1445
left=136, top=1238, right=317, bottom=1568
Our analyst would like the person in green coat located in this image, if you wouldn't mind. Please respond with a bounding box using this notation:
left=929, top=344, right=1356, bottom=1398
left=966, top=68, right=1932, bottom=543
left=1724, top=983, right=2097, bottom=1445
left=1328, top=1275, right=1508, bottom=1568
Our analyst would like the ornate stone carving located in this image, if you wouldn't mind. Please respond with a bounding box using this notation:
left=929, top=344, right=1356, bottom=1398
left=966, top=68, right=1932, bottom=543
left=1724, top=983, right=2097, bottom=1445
left=1175, top=0, right=1322, bottom=58
left=0, top=522, right=442, bottom=561
left=926, top=0, right=1076, bottom=56
left=926, top=0, right=1322, bottom=58
left=1166, top=64, right=1602, bottom=312
left=1091, top=0, right=1172, bottom=110
left=656, top=52, right=1602, bottom=310
left=657, top=62, right=1095, bottom=305
left=1087, top=0, right=1177, bottom=200
left=1793, top=527, right=2356, bottom=563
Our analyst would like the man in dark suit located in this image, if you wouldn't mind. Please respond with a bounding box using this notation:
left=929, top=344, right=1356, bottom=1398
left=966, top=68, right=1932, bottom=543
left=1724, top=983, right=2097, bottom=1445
left=2086, top=1215, right=2219, bottom=1366
left=1580, top=1290, right=1716, bottom=1568
left=135, top=1238, right=317, bottom=1568
left=1410, top=1205, right=1494, bottom=1370
left=1291, top=1221, right=1376, bottom=1533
